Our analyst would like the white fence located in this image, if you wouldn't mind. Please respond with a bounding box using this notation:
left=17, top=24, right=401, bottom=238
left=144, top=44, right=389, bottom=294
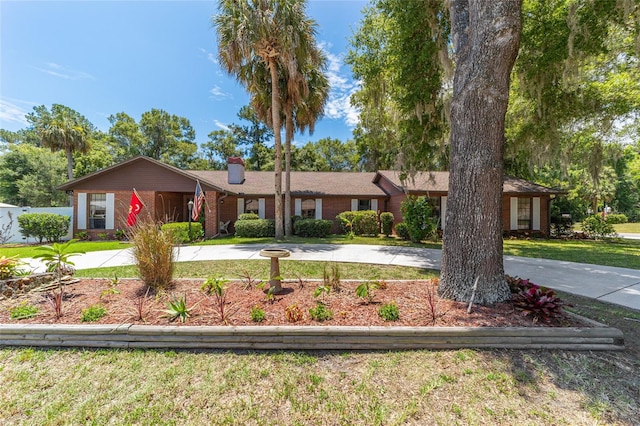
left=0, top=207, right=74, bottom=244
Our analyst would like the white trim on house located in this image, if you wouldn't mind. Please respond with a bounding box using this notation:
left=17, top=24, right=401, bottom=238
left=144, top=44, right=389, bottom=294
left=510, top=197, right=518, bottom=230
left=532, top=197, right=541, bottom=231
left=315, top=199, right=322, bottom=219
left=441, top=196, right=447, bottom=230
left=351, top=199, right=358, bottom=211
left=258, top=198, right=265, bottom=219
left=77, top=193, right=87, bottom=230
left=106, top=193, right=115, bottom=230
left=371, top=199, right=378, bottom=212
left=237, top=198, right=244, bottom=217
left=294, top=199, right=302, bottom=216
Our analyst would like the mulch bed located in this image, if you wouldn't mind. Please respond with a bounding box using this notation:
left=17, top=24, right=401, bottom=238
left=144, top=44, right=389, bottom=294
left=0, top=278, right=588, bottom=328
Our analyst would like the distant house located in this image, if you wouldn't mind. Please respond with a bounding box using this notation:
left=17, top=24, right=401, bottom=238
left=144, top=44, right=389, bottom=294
left=57, top=156, right=562, bottom=239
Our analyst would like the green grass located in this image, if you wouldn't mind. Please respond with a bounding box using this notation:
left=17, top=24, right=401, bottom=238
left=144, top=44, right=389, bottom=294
left=75, top=260, right=438, bottom=281
left=613, top=222, right=640, bottom=233
left=1, top=241, right=131, bottom=258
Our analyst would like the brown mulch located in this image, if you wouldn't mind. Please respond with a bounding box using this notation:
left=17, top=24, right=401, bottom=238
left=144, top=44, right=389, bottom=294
left=0, top=278, right=589, bottom=328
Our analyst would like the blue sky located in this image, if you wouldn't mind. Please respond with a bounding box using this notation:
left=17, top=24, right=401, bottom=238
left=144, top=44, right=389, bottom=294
left=0, top=0, right=368, bottom=147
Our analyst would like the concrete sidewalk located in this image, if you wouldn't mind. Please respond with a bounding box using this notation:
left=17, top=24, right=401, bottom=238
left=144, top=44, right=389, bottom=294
left=26, top=243, right=640, bottom=312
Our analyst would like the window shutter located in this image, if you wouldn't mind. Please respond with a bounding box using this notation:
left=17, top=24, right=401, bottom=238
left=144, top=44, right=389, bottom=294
left=532, top=197, right=541, bottom=231
left=315, top=199, right=322, bottom=219
left=510, top=197, right=518, bottom=230
left=441, top=196, right=447, bottom=230
left=77, top=193, right=87, bottom=230
left=258, top=198, right=265, bottom=219
left=237, top=198, right=244, bottom=217
left=106, top=193, right=115, bottom=229
left=294, top=199, right=302, bottom=216
left=371, top=199, right=378, bottom=212
left=351, top=199, right=358, bottom=211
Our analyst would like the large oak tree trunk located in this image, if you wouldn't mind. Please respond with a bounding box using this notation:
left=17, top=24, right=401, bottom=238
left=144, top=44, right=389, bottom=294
left=439, top=0, right=522, bottom=305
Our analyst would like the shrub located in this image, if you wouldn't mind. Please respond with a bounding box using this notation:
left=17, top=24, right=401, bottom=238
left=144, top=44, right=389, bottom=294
left=161, top=222, right=203, bottom=243
left=234, top=219, right=275, bottom=237
left=238, top=213, right=260, bottom=221
left=114, top=228, right=127, bottom=241
left=512, top=284, right=570, bottom=323
left=581, top=215, right=616, bottom=239
left=285, top=304, right=304, bottom=322
left=0, top=256, right=25, bottom=279
left=606, top=213, right=628, bottom=224
left=75, top=231, right=90, bottom=241
left=250, top=305, right=266, bottom=322
left=379, top=301, right=400, bottom=321
left=380, top=212, right=394, bottom=237
left=18, top=213, right=70, bottom=243
left=395, top=222, right=410, bottom=240
left=352, top=210, right=379, bottom=235
left=81, top=304, right=107, bottom=322
left=293, top=219, right=333, bottom=238
left=129, top=221, right=175, bottom=291
left=401, top=196, right=437, bottom=242
left=336, top=210, right=379, bottom=236
left=9, top=301, right=39, bottom=320
left=309, top=303, right=333, bottom=321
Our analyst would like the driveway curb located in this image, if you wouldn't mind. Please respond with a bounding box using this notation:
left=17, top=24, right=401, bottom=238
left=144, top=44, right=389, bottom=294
left=0, top=318, right=624, bottom=351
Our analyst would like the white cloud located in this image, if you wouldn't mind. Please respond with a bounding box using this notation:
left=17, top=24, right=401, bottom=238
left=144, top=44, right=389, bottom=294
left=318, top=42, right=361, bottom=128
left=0, top=99, right=31, bottom=128
left=209, top=85, right=233, bottom=100
left=33, top=62, right=95, bottom=80
left=214, top=120, right=230, bottom=131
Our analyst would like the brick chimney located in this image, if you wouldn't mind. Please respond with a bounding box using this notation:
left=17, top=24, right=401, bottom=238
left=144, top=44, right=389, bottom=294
left=227, top=157, right=245, bottom=184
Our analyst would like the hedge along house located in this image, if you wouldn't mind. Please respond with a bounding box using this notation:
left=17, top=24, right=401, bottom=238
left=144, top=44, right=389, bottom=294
left=58, top=156, right=561, bottom=239
left=374, top=170, right=562, bottom=234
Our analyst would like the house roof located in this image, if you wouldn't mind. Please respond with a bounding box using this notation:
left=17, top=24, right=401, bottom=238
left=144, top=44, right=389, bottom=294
left=375, top=170, right=562, bottom=195
left=58, top=156, right=561, bottom=197
left=189, top=170, right=387, bottom=197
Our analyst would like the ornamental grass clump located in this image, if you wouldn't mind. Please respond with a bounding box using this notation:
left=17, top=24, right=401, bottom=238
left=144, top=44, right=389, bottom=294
left=129, top=221, right=175, bottom=291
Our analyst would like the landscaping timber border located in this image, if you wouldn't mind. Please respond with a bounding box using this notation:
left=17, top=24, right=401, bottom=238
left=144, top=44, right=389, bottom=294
left=0, top=321, right=625, bottom=351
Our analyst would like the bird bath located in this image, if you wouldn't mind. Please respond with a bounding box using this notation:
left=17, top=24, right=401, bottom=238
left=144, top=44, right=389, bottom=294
left=259, top=248, right=291, bottom=294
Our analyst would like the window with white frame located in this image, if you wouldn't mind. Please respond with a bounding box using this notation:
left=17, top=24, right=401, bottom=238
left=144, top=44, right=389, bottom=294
left=301, top=199, right=315, bottom=218
left=517, top=197, right=531, bottom=230
left=89, top=193, right=106, bottom=229
left=245, top=199, right=259, bottom=215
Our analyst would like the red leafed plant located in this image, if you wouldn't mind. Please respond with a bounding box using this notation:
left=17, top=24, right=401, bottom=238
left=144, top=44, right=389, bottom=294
left=511, top=280, right=570, bottom=323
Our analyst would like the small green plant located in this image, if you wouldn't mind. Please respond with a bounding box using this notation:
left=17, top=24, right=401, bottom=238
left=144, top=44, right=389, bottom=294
left=323, top=263, right=341, bottom=292
left=250, top=305, right=266, bottom=322
left=163, top=294, right=195, bottom=323
left=47, top=288, right=64, bottom=318
left=97, top=232, right=109, bottom=241
left=379, top=301, right=400, bottom=321
left=9, top=301, right=39, bottom=320
left=33, top=239, right=85, bottom=280
left=313, top=284, right=331, bottom=303
left=355, top=281, right=380, bottom=305
left=74, top=231, right=90, bottom=241
left=0, top=255, right=25, bottom=279
left=238, top=269, right=260, bottom=290
left=201, top=276, right=231, bottom=321
left=81, top=304, right=107, bottom=322
left=309, top=302, right=333, bottom=322
left=114, top=228, right=127, bottom=241
left=257, top=281, right=277, bottom=304
left=100, top=275, right=121, bottom=299
left=131, top=286, right=151, bottom=321
left=285, top=304, right=304, bottom=322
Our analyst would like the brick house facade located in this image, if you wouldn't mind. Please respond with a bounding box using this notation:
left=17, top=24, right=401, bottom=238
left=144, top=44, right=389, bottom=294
left=58, top=156, right=562, bottom=239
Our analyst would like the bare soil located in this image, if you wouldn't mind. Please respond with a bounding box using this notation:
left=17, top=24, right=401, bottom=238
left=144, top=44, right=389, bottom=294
left=0, top=278, right=589, bottom=328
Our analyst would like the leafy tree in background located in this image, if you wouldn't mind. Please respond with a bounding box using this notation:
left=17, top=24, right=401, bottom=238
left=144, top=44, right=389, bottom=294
left=201, top=130, right=244, bottom=170
left=0, top=144, right=67, bottom=207
left=294, top=138, right=359, bottom=171
left=107, top=112, right=147, bottom=162
left=228, top=106, right=274, bottom=170
left=26, top=104, right=94, bottom=181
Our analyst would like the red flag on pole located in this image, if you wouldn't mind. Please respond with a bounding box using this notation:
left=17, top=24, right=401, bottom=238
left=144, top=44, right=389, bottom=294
left=192, top=180, right=204, bottom=221
left=127, top=191, right=144, bottom=226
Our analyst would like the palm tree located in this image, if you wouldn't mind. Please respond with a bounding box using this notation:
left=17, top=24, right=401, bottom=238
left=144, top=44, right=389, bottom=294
left=27, top=104, right=92, bottom=181
left=214, top=0, right=319, bottom=239
left=283, top=54, right=329, bottom=235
